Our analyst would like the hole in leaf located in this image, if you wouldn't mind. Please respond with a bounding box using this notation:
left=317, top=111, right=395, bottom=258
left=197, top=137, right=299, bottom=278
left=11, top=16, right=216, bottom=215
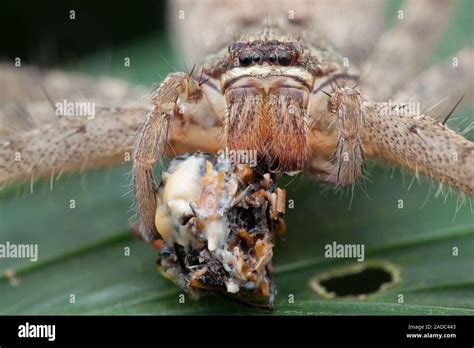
left=320, top=268, right=391, bottom=296
left=310, top=261, right=400, bottom=299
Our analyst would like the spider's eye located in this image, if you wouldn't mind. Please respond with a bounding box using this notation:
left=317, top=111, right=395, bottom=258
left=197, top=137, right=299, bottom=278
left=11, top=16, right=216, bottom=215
left=253, top=51, right=263, bottom=63
left=277, top=49, right=292, bottom=66
left=268, top=51, right=277, bottom=63
left=239, top=52, right=253, bottom=67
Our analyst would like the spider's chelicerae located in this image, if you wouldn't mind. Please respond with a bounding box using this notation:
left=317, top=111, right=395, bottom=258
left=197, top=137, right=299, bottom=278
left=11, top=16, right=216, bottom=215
left=0, top=0, right=473, bottom=306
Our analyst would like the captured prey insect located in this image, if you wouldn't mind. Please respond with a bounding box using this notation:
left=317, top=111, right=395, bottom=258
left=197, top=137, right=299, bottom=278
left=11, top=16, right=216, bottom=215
left=152, top=153, right=286, bottom=307
left=0, top=0, right=473, bottom=308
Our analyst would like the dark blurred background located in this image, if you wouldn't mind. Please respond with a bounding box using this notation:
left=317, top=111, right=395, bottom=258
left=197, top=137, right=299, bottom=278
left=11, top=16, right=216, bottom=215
left=0, top=0, right=167, bottom=67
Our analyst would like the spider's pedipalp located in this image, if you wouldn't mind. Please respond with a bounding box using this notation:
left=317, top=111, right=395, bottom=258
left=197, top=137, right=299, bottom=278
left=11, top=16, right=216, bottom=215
left=319, top=86, right=365, bottom=187
left=361, top=0, right=456, bottom=100
left=132, top=72, right=220, bottom=241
